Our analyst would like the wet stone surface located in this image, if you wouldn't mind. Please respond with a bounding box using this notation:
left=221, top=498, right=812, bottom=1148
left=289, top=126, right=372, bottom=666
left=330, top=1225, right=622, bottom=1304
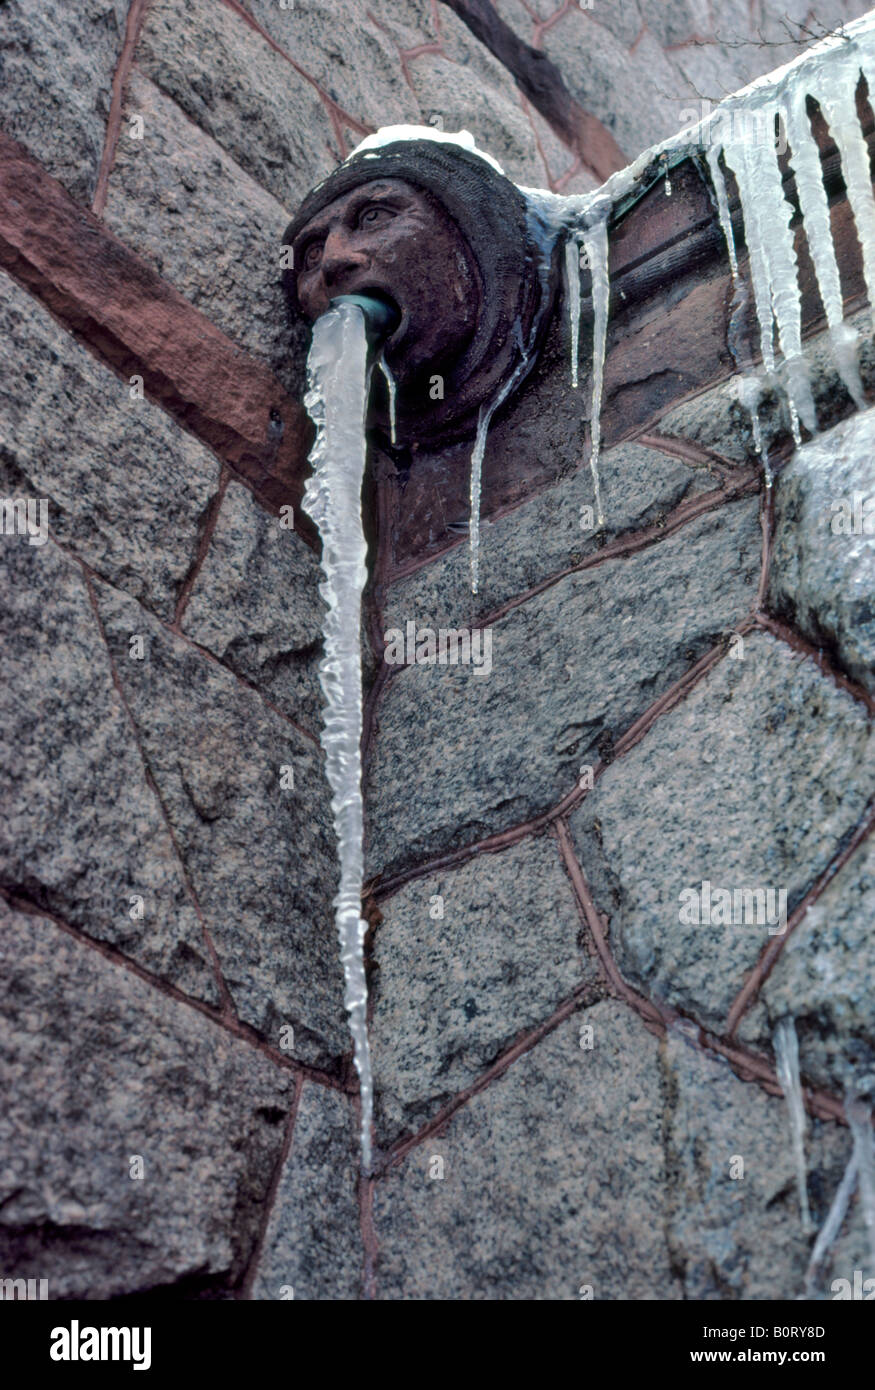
left=0, top=539, right=219, bottom=1005
left=768, top=407, right=875, bottom=697
left=370, top=834, right=597, bottom=1144
left=251, top=1083, right=362, bottom=1301
left=0, top=902, right=294, bottom=1299
left=94, top=578, right=347, bottom=1068
left=570, top=632, right=875, bottom=1034
left=368, top=498, right=761, bottom=881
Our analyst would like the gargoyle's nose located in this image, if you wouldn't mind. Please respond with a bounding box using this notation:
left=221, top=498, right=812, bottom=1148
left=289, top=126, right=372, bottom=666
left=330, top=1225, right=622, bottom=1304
left=320, top=227, right=369, bottom=289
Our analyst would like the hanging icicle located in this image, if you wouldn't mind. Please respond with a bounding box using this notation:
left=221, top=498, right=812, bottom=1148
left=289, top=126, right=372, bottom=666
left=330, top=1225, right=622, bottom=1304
left=564, top=235, right=582, bottom=389
left=706, top=144, right=739, bottom=281
left=581, top=213, right=609, bottom=530
left=783, top=83, right=865, bottom=408
left=804, top=1147, right=860, bottom=1298
left=847, top=1094, right=875, bottom=1275
left=303, top=302, right=375, bottom=1174
left=378, top=352, right=397, bottom=446
left=774, top=1018, right=813, bottom=1234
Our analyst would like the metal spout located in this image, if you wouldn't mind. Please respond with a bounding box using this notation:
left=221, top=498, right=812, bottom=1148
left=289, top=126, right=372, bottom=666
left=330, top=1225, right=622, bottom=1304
left=329, top=292, right=400, bottom=349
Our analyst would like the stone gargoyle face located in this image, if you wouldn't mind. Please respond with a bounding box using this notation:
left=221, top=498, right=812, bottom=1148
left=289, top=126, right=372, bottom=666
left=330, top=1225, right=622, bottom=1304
left=290, top=178, right=481, bottom=388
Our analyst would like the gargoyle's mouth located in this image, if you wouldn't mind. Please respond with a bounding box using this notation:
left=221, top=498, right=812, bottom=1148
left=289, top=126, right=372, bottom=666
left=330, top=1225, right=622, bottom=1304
left=329, top=288, right=402, bottom=349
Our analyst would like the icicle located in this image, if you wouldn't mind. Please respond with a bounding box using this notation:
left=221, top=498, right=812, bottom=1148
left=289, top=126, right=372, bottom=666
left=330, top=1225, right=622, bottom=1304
left=732, top=373, right=773, bottom=485
left=664, top=174, right=672, bottom=197
left=378, top=353, right=397, bottom=446
left=564, top=236, right=582, bottom=388
left=723, top=118, right=817, bottom=434
left=468, top=406, right=489, bottom=595
left=804, top=1148, right=859, bottom=1298
left=810, top=52, right=875, bottom=327
left=706, top=144, right=738, bottom=281
left=847, top=1095, right=875, bottom=1274
left=722, top=137, right=777, bottom=376
left=303, top=302, right=374, bottom=1174
left=774, top=1018, right=813, bottom=1234
left=784, top=85, right=865, bottom=408
left=581, top=214, right=609, bottom=529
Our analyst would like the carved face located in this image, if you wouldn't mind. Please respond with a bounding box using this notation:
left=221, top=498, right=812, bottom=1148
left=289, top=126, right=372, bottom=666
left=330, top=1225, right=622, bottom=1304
left=292, top=178, right=480, bottom=385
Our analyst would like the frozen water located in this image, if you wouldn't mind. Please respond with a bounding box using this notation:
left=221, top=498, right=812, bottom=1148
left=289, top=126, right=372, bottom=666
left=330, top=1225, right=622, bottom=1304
left=581, top=214, right=609, bottom=529
left=303, top=302, right=374, bottom=1173
left=847, top=1095, right=875, bottom=1275
left=564, top=236, right=582, bottom=389
left=774, top=1018, right=813, bottom=1234
left=706, top=145, right=739, bottom=281
left=804, top=1147, right=858, bottom=1297
left=378, top=353, right=397, bottom=446
left=349, top=124, right=504, bottom=173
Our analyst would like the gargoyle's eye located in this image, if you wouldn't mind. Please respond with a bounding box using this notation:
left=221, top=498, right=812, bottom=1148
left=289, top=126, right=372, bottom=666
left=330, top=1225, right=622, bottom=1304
left=301, top=240, right=323, bottom=271
left=358, top=204, right=393, bottom=229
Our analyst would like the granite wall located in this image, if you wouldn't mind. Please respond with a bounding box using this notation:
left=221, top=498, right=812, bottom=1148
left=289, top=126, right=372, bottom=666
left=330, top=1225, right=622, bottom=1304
left=1, top=0, right=873, bottom=1300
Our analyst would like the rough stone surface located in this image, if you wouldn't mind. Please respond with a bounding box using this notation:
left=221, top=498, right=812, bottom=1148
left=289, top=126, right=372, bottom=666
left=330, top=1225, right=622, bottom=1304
left=570, top=633, right=875, bottom=1034
left=383, top=439, right=721, bottom=633
left=0, top=272, right=222, bottom=623
left=374, top=1000, right=862, bottom=1300
left=251, top=1083, right=362, bottom=1300
left=368, top=498, right=761, bottom=880
left=371, top=834, right=597, bottom=1143
left=662, top=1023, right=853, bottom=1300
left=137, top=0, right=339, bottom=209
left=498, top=0, right=870, bottom=163
left=375, top=1004, right=677, bottom=1300
left=540, top=7, right=681, bottom=155
left=0, top=0, right=127, bottom=204
left=246, top=0, right=548, bottom=185
left=768, top=409, right=875, bottom=696
left=104, top=71, right=297, bottom=373
left=0, top=539, right=220, bottom=1004
left=0, top=902, right=294, bottom=1299
left=759, top=835, right=875, bottom=1095
left=93, top=578, right=347, bottom=1066
left=182, top=479, right=325, bottom=733
left=5, top=0, right=875, bottom=1304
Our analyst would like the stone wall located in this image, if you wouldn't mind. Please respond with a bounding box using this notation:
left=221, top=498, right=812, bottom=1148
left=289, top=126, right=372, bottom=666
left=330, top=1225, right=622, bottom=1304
left=1, top=0, right=873, bottom=1300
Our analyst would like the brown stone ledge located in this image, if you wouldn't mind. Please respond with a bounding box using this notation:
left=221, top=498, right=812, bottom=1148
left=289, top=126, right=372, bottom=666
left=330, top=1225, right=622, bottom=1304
left=0, top=131, right=316, bottom=545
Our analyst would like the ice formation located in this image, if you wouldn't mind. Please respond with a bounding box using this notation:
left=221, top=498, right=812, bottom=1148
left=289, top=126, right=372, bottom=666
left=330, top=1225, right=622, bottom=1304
left=564, top=236, right=582, bottom=389
left=378, top=352, right=397, bottom=447
left=847, top=1094, right=875, bottom=1274
left=303, top=302, right=374, bottom=1173
left=774, top=1018, right=813, bottom=1234
left=804, top=1146, right=859, bottom=1296
left=515, top=13, right=875, bottom=536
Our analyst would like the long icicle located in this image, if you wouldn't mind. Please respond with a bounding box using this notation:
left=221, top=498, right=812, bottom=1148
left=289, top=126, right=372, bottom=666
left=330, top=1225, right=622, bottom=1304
left=812, top=51, right=875, bottom=327
left=581, top=213, right=609, bottom=528
left=722, top=136, right=778, bottom=378
left=784, top=84, right=865, bottom=408
left=378, top=353, right=397, bottom=446
left=804, top=1148, right=859, bottom=1297
left=565, top=235, right=582, bottom=388
left=706, top=143, right=739, bottom=281
left=303, top=302, right=374, bottom=1173
left=774, top=1018, right=813, bottom=1234
left=847, top=1095, right=875, bottom=1275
